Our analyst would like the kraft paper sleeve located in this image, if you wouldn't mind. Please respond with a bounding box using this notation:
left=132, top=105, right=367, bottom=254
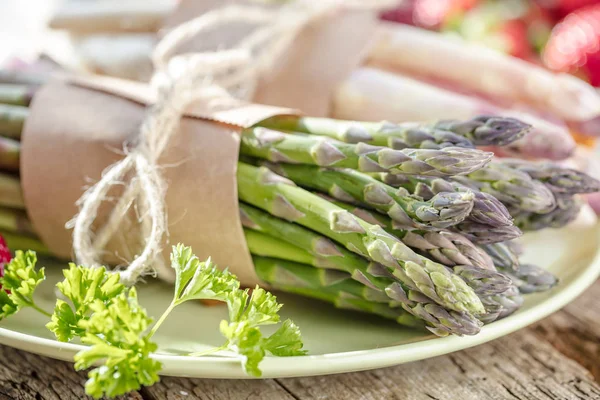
left=163, top=0, right=379, bottom=117
left=20, top=76, right=296, bottom=285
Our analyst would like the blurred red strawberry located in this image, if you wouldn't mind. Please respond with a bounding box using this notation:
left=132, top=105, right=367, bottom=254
left=543, top=3, right=600, bottom=86
left=0, top=235, right=10, bottom=285
left=535, top=0, right=600, bottom=18
left=498, top=19, right=536, bottom=59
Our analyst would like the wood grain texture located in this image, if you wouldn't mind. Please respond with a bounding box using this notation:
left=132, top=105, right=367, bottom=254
left=532, top=281, right=600, bottom=382
left=277, top=328, right=600, bottom=400
left=0, top=344, right=142, bottom=400
left=141, top=377, right=294, bottom=400
left=0, top=281, right=598, bottom=400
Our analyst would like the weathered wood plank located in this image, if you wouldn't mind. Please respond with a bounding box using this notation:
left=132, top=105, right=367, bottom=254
left=0, top=344, right=142, bottom=400
left=277, top=329, right=600, bottom=400
left=532, top=281, right=600, bottom=382
left=141, top=377, right=294, bottom=400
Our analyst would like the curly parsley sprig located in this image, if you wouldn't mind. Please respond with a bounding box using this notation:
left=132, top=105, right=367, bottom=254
left=0, top=244, right=306, bottom=399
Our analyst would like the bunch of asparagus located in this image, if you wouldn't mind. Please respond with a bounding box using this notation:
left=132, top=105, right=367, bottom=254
left=0, top=77, right=597, bottom=337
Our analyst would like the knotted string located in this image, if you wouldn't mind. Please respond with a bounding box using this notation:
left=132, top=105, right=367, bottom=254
left=69, top=0, right=397, bottom=285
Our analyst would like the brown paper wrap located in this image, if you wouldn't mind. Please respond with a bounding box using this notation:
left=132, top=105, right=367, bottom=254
left=164, top=0, right=379, bottom=117
left=21, top=76, right=296, bottom=285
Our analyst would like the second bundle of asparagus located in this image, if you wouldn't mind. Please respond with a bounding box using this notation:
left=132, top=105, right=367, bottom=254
left=0, top=75, right=597, bottom=337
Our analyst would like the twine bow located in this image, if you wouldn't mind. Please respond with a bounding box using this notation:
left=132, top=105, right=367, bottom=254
left=69, top=0, right=398, bottom=285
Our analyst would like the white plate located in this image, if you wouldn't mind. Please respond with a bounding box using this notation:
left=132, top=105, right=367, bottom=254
left=0, top=223, right=599, bottom=379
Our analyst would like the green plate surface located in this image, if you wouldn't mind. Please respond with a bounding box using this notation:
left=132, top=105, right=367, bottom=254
left=0, top=223, right=599, bottom=379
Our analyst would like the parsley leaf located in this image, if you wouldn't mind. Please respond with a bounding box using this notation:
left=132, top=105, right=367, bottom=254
left=171, top=244, right=240, bottom=305
left=263, top=319, right=306, bottom=357
left=217, top=286, right=306, bottom=376
left=46, top=264, right=126, bottom=342
left=0, top=250, right=46, bottom=319
left=74, top=288, right=161, bottom=399
left=169, top=245, right=306, bottom=377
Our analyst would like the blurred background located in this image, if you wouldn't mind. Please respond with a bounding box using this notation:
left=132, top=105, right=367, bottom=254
left=2, top=0, right=600, bottom=219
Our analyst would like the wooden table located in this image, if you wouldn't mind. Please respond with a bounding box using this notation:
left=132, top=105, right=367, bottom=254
left=1, top=281, right=599, bottom=400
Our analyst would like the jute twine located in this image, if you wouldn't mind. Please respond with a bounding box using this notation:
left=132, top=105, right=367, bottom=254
left=68, top=0, right=397, bottom=285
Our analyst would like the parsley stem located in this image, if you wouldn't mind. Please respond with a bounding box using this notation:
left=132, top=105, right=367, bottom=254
left=31, top=303, right=52, bottom=318
left=148, top=302, right=176, bottom=339
left=188, top=345, right=228, bottom=357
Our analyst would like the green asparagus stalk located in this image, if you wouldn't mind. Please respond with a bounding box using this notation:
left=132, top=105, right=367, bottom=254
left=0, top=70, right=49, bottom=86
left=266, top=163, right=474, bottom=230
left=513, top=195, right=582, bottom=231
left=0, top=136, right=20, bottom=171
left=254, top=256, right=426, bottom=329
left=253, top=256, right=483, bottom=336
left=0, top=84, right=36, bottom=107
left=452, top=163, right=557, bottom=214
left=242, top=200, right=508, bottom=298
left=258, top=115, right=530, bottom=147
left=0, top=104, right=28, bottom=139
left=245, top=229, right=390, bottom=303
left=373, top=173, right=514, bottom=228
left=0, top=172, right=25, bottom=209
left=237, top=162, right=485, bottom=315
left=500, top=159, right=600, bottom=195
left=326, top=199, right=494, bottom=270
left=240, top=128, right=493, bottom=177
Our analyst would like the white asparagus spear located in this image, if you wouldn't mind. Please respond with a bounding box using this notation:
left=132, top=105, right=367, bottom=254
left=368, top=22, right=600, bottom=122
left=332, top=67, right=576, bottom=160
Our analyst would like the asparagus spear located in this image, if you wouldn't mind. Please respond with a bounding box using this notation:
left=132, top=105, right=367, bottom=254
left=267, top=163, right=474, bottom=230
left=258, top=115, right=529, bottom=147
left=0, top=84, right=36, bottom=107
left=433, top=116, right=531, bottom=146
left=253, top=256, right=483, bottom=336
left=0, top=104, right=28, bottom=139
left=479, top=242, right=520, bottom=271
left=237, top=162, right=485, bottom=315
left=453, top=221, right=523, bottom=245
left=240, top=128, right=493, bottom=177
left=479, top=285, right=524, bottom=323
left=452, top=163, right=557, bottom=214
left=253, top=256, right=426, bottom=329
left=500, top=159, right=600, bottom=195
left=501, top=264, right=558, bottom=294
left=373, top=173, right=514, bottom=228
left=0, top=136, right=20, bottom=171
left=0, top=70, right=48, bottom=86
left=0, top=172, right=25, bottom=209
left=326, top=199, right=494, bottom=270
left=513, top=195, right=582, bottom=231
left=245, top=229, right=390, bottom=303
